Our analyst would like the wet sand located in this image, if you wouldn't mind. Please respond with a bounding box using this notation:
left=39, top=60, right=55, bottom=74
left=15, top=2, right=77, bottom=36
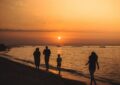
left=0, top=54, right=118, bottom=85
left=0, top=55, right=86, bottom=85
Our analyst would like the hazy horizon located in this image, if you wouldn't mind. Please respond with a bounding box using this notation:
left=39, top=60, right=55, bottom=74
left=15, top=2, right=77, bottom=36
left=0, top=31, right=120, bottom=46
left=0, top=0, right=120, bottom=45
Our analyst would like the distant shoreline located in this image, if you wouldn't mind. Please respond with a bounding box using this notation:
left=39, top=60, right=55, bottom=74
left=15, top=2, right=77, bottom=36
left=6, top=44, right=120, bottom=48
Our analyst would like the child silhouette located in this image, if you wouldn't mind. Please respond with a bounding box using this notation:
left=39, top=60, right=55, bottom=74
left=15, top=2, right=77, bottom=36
left=57, top=54, right=62, bottom=76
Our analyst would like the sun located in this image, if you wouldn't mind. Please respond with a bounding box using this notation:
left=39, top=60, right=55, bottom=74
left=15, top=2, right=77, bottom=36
left=58, top=36, right=61, bottom=40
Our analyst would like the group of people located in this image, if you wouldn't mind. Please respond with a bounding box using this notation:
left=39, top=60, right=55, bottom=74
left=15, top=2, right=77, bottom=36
left=33, top=46, right=99, bottom=85
left=33, top=46, right=62, bottom=75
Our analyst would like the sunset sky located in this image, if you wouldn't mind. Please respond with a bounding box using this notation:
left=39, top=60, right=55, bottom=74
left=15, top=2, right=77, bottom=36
left=0, top=0, right=120, bottom=45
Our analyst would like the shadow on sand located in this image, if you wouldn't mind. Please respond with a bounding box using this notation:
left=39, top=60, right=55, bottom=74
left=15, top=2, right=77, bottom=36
left=0, top=56, right=86, bottom=85
left=4, top=57, right=119, bottom=84
left=1, top=54, right=120, bottom=85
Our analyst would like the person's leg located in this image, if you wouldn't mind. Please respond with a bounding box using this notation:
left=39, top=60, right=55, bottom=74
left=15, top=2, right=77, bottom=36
left=93, top=74, right=97, bottom=85
left=90, top=69, right=94, bottom=85
left=36, top=63, right=39, bottom=69
left=90, top=73, right=93, bottom=85
left=46, top=62, right=48, bottom=71
left=37, top=65, right=39, bottom=69
left=59, top=67, right=61, bottom=75
left=45, top=57, right=49, bottom=71
left=35, top=62, right=37, bottom=69
left=90, top=70, right=97, bottom=85
left=45, top=57, right=47, bottom=70
left=35, top=65, right=37, bottom=69
left=35, top=60, right=37, bottom=69
left=37, top=66, right=38, bottom=69
left=91, top=69, right=96, bottom=85
left=38, top=59, right=40, bottom=69
left=59, top=70, right=60, bottom=75
left=57, top=66, right=60, bottom=75
left=47, top=56, right=49, bottom=70
left=59, top=64, right=61, bottom=75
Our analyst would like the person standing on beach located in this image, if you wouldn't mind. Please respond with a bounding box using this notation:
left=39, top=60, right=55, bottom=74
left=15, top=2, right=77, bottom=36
left=43, top=46, right=51, bottom=71
left=57, top=54, right=62, bottom=76
left=33, top=48, right=41, bottom=69
left=86, top=51, right=99, bottom=85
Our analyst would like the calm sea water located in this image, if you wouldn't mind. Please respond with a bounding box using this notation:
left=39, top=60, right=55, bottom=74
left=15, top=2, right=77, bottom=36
left=6, top=46, right=120, bottom=84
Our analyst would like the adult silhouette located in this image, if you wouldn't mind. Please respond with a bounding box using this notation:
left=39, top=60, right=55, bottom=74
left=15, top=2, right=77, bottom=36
left=57, top=54, right=62, bottom=76
left=43, top=46, right=51, bottom=71
left=33, top=48, right=41, bottom=69
left=86, top=52, right=99, bottom=85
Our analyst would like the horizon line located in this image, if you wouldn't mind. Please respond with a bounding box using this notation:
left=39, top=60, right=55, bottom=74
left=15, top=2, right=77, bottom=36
left=0, top=28, right=118, bottom=33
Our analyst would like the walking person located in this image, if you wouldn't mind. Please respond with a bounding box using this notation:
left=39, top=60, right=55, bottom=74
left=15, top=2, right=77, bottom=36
left=57, top=54, right=62, bottom=76
left=43, top=46, right=51, bottom=71
left=33, top=48, right=41, bottom=69
left=86, top=51, right=99, bottom=85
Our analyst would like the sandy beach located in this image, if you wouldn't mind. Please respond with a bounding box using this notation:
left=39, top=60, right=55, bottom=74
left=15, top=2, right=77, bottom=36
left=0, top=53, right=117, bottom=85
left=0, top=0, right=120, bottom=85
left=0, top=54, right=86, bottom=85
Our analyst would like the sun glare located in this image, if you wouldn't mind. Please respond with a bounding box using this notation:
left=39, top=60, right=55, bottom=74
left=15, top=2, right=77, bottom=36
left=58, top=36, right=61, bottom=40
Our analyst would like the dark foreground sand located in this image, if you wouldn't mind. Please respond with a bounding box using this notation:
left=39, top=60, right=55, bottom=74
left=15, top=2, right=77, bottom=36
left=0, top=54, right=119, bottom=85
left=0, top=56, right=86, bottom=85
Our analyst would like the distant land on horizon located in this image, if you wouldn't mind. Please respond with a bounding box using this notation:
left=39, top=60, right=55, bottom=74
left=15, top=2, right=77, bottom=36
left=0, top=28, right=115, bottom=33
left=0, top=0, right=120, bottom=46
left=0, top=42, right=120, bottom=47
left=0, top=28, right=120, bottom=46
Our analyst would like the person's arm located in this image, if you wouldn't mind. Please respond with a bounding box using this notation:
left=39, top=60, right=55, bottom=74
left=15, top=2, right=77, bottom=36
left=60, top=58, right=62, bottom=64
left=39, top=51, right=41, bottom=56
left=97, top=61, right=99, bottom=69
left=57, top=58, right=58, bottom=62
left=49, top=49, right=51, bottom=55
left=85, top=56, right=90, bottom=65
left=33, top=52, right=35, bottom=56
left=43, top=50, right=45, bottom=55
left=85, top=61, right=89, bottom=65
left=96, top=56, right=99, bottom=70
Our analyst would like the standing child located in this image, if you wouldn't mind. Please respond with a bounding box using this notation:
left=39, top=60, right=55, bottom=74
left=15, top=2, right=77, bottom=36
left=57, top=54, right=62, bottom=76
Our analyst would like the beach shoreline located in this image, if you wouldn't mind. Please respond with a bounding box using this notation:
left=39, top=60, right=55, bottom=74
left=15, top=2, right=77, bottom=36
left=0, top=53, right=117, bottom=85
left=0, top=55, right=86, bottom=85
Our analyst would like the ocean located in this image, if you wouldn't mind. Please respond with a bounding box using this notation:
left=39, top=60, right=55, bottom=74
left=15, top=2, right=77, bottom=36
left=6, top=45, right=120, bottom=84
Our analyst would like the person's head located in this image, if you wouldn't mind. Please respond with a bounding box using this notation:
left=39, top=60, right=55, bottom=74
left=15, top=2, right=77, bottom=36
left=36, top=48, right=39, bottom=51
left=58, top=54, right=60, bottom=58
left=91, top=51, right=96, bottom=56
left=92, top=51, right=95, bottom=54
left=45, top=46, right=48, bottom=49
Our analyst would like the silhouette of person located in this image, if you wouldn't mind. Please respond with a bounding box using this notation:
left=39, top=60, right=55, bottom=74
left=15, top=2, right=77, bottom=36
left=33, top=48, right=41, bottom=69
left=57, top=54, right=62, bottom=76
left=86, top=51, right=99, bottom=85
left=43, top=46, right=51, bottom=71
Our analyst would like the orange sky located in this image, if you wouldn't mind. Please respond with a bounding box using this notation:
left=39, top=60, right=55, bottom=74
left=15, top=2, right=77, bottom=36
left=0, top=0, right=120, bottom=45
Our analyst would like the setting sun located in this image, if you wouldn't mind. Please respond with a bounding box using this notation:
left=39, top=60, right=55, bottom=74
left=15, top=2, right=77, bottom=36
left=58, top=36, right=61, bottom=40
left=0, top=0, right=120, bottom=45
left=0, top=1, right=120, bottom=85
